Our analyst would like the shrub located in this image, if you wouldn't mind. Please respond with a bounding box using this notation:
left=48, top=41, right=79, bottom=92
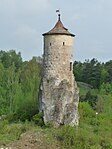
left=32, top=112, right=44, bottom=127
left=56, top=125, right=101, bottom=149
left=0, top=120, right=37, bottom=145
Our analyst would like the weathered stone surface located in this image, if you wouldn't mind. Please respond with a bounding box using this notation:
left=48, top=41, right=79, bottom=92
left=39, top=76, right=79, bottom=126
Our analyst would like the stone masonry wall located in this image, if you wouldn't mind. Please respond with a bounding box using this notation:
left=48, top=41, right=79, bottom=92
left=43, top=35, right=74, bottom=81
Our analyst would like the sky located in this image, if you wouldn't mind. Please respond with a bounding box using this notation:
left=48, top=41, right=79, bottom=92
left=0, top=0, right=112, bottom=62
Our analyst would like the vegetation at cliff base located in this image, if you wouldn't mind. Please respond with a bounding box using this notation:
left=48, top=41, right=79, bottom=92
left=0, top=50, right=112, bottom=148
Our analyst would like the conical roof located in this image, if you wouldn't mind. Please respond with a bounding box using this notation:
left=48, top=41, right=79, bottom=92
left=43, top=14, right=75, bottom=37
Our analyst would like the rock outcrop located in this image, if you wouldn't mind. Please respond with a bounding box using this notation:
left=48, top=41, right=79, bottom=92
left=39, top=77, right=79, bottom=127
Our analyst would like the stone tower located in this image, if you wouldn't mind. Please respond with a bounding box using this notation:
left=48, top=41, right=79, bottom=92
left=39, top=13, right=79, bottom=127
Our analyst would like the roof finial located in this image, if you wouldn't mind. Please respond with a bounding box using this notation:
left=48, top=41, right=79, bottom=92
left=58, top=14, right=61, bottom=20
left=56, top=9, right=61, bottom=20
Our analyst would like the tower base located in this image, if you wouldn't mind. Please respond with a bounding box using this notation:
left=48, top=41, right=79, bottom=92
left=39, top=77, right=79, bottom=127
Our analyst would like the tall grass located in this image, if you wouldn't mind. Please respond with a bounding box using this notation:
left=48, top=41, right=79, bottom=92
left=0, top=120, right=37, bottom=145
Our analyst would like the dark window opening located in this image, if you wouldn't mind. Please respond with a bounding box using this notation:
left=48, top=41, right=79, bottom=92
left=63, top=42, right=65, bottom=46
left=70, top=62, right=72, bottom=71
left=50, top=43, right=51, bottom=46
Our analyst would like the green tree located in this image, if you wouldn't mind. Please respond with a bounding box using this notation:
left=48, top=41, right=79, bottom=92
left=105, top=60, right=112, bottom=83
left=73, top=61, right=83, bottom=81
left=82, top=59, right=101, bottom=88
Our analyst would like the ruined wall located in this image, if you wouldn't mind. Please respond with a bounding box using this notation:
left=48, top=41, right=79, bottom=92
left=40, top=34, right=79, bottom=127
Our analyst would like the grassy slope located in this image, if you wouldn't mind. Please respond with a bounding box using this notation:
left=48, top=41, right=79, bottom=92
left=0, top=121, right=61, bottom=149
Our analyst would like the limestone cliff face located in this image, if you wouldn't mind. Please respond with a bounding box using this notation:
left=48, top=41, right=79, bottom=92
left=40, top=78, right=79, bottom=126
left=39, top=16, right=79, bottom=126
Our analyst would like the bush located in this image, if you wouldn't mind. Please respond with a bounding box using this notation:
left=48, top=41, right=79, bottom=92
left=79, top=102, right=96, bottom=123
left=0, top=120, right=37, bottom=145
left=80, top=91, right=98, bottom=110
left=56, top=125, right=101, bottom=149
left=32, top=112, right=44, bottom=127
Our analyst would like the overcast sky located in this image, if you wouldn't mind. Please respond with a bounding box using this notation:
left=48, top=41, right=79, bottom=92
left=0, top=0, right=112, bottom=62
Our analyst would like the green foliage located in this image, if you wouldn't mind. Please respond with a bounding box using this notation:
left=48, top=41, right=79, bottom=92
left=73, top=61, right=83, bottom=81
left=0, top=50, right=22, bottom=69
left=0, top=50, right=41, bottom=121
left=100, top=83, right=112, bottom=95
left=105, top=60, right=112, bottom=83
left=78, top=82, right=92, bottom=96
left=56, top=125, right=101, bottom=149
left=74, top=58, right=112, bottom=89
left=0, top=120, right=37, bottom=145
left=80, top=91, right=98, bottom=110
left=32, top=113, right=44, bottom=126
left=79, top=102, right=96, bottom=121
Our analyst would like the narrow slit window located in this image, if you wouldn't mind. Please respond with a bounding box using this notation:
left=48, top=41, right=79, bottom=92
left=70, top=62, right=72, bottom=71
left=50, top=43, right=51, bottom=46
left=63, top=42, right=65, bottom=46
